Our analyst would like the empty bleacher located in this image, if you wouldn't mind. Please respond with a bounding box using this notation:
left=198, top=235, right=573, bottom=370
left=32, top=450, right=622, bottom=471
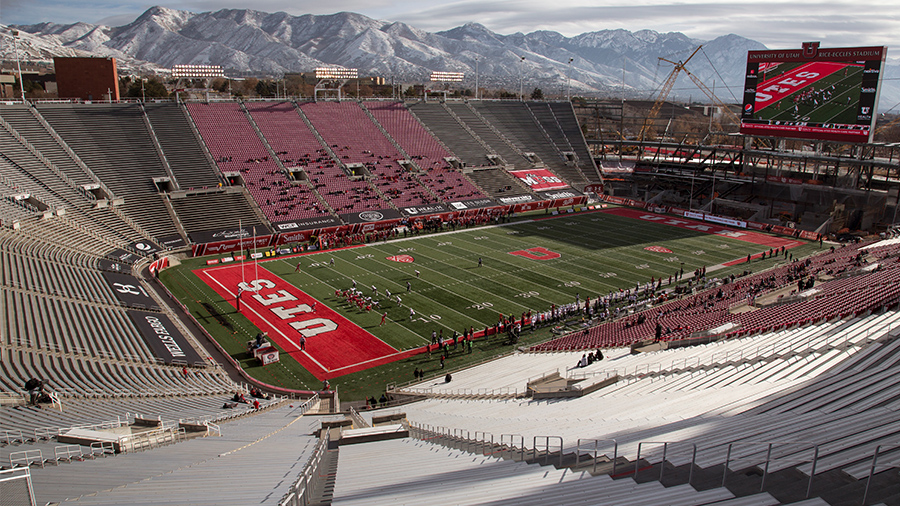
left=25, top=404, right=334, bottom=506
left=331, top=437, right=736, bottom=506
left=34, top=103, right=180, bottom=242
left=169, top=190, right=269, bottom=242
left=365, top=101, right=488, bottom=203
left=389, top=305, right=900, bottom=504
left=466, top=167, right=538, bottom=200
left=0, top=116, right=147, bottom=248
left=143, top=103, right=222, bottom=190
left=472, top=101, right=572, bottom=176
left=407, top=102, right=494, bottom=167
left=0, top=104, right=98, bottom=189
left=300, top=101, right=434, bottom=209
left=446, top=102, right=533, bottom=169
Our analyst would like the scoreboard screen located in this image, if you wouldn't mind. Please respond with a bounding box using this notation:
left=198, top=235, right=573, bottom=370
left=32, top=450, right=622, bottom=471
left=740, top=42, right=887, bottom=143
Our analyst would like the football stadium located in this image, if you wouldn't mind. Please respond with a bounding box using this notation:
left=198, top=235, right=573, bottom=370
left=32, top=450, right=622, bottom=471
left=3, top=49, right=900, bottom=505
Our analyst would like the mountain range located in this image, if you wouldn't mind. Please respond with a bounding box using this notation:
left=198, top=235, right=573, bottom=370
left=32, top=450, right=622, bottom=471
left=6, top=6, right=899, bottom=108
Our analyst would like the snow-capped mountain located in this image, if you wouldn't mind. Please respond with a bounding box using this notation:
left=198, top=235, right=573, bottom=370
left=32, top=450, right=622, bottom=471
left=8, top=6, right=899, bottom=107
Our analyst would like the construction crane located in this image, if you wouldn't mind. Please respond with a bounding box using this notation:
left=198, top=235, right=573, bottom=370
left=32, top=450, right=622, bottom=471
left=680, top=67, right=741, bottom=128
left=637, top=45, right=703, bottom=141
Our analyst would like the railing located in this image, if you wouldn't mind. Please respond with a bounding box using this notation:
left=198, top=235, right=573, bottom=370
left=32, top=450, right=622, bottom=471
left=9, top=450, right=44, bottom=469
left=575, top=438, right=618, bottom=474
left=279, top=429, right=330, bottom=506
left=0, top=467, right=36, bottom=506
left=473, top=431, right=494, bottom=456
left=54, top=444, right=83, bottom=462
left=533, top=435, right=564, bottom=466
left=90, top=441, right=116, bottom=457
left=0, top=429, right=25, bottom=445
left=635, top=441, right=697, bottom=486
left=861, top=442, right=900, bottom=505
left=397, top=386, right=521, bottom=398
left=722, top=441, right=819, bottom=499
left=32, top=427, right=59, bottom=441
left=500, top=433, right=525, bottom=461
left=205, top=422, right=221, bottom=437
left=124, top=426, right=183, bottom=453
left=348, top=406, right=368, bottom=428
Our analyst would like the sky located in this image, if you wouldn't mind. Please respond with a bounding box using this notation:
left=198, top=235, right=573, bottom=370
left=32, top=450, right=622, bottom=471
left=2, top=0, right=899, bottom=51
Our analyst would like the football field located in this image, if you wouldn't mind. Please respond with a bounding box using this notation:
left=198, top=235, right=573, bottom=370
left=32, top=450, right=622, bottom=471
left=189, top=207, right=806, bottom=382
left=753, top=61, right=863, bottom=125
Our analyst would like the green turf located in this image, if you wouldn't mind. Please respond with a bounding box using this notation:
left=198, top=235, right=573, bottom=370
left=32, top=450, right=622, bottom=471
left=160, top=207, right=819, bottom=401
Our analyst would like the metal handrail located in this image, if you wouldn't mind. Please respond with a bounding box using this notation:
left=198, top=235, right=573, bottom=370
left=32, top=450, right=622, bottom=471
left=575, top=438, right=618, bottom=474
left=635, top=441, right=697, bottom=486
left=722, top=441, right=819, bottom=498
left=533, top=435, right=563, bottom=467
left=54, top=444, right=82, bottom=462
left=348, top=406, right=368, bottom=428
left=861, top=442, right=900, bottom=505
left=473, top=431, right=493, bottom=456
left=500, top=434, right=525, bottom=461
left=9, top=449, right=44, bottom=469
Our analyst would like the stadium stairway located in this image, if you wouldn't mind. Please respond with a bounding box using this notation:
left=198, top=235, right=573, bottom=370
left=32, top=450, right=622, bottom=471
left=330, top=435, right=761, bottom=506
left=401, top=424, right=899, bottom=506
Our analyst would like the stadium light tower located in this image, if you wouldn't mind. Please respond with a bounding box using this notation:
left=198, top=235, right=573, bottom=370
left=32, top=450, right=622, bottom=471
left=10, top=29, right=26, bottom=103
left=314, top=67, right=358, bottom=101
left=474, top=56, right=479, bottom=100
left=172, top=64, right=225, bottom=102
left=428, top=71, right=463, bottom=101
left=518, top=55, right=526, bottom=101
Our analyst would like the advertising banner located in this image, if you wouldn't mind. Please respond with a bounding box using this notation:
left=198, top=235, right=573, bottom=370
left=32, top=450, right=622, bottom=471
left=339, top=208, right=402, bottom=225
left=448, top=198, right=496, bottom=211
left=401, top=204, right=450, bottom=216
left=272, top=216, right=342, bottom=232
left=101, top=271, right=160, bottom=310
left=128, top=310, right=204, bottom=364
left=508, top=169, right=569, bottom=190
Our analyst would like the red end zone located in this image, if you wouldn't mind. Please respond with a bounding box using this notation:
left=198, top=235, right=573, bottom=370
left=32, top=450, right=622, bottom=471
left=601, top=208, right=804, bottom=250
left=196, top=263, right=417, bottom=380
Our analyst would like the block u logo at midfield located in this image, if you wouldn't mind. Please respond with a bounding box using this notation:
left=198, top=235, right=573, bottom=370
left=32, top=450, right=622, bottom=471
left=508, top=247, right=561, bottom=261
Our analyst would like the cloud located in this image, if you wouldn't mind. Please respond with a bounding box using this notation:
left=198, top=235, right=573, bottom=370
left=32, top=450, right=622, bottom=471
left=2, top=0, right=146, bottom=26
left=388, top=0, right=900, bottom=49
left=4, top=0, right=899, bottom=51
left=95, top=13, right=143, bottom=27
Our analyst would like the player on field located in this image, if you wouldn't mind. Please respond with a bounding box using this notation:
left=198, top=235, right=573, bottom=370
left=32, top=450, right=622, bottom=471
left=380, top=312, right=387, bottom=326
left=295, top=262, right=302, bottom=272
left=396, top=295, right=402, bottom=307
left=330, top=257, right=335, bottom=267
